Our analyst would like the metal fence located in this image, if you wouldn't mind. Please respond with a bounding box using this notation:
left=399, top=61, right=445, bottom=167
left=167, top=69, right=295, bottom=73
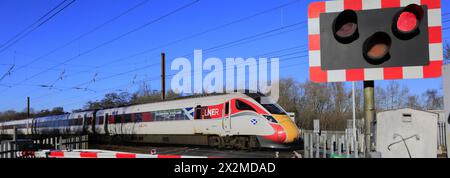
left=302, top=129, right=364, bottom=158
left=0, top=135, right=88, bottom=158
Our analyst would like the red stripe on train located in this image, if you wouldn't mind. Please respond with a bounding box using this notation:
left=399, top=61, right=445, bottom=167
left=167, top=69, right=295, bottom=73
left=263, top=124, right=286, bottom=144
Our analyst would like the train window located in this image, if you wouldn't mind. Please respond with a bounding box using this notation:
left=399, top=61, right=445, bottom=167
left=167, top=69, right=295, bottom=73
left=261, top=104, right=285, bottom=115
left=135, top=113, right=143, bottom=122
left=235, top=100, right=256, bottom=112
left=98, top=116, right=104, bottom=125
left=87, top=117, right=93, bottom=125
left=108, top=115, right=114, bottom=124
left=114, top=115, right=122, bottom=123
left=225, top=102, right=229, bottom=115
left=124, top=114, right=132, bottom=123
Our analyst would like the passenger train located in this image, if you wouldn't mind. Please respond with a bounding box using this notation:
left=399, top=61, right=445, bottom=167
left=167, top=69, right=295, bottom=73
left=0, top=92, right=300, bottom=149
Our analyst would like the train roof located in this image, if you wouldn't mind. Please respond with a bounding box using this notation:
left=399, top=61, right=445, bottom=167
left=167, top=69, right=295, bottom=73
left=0, top=118, right=32, bottom=125
left=34, top=114, right=70, bottom=121
left=96, top=92, right=261, bottom=114
left=68, top=110, right=95, bottom=119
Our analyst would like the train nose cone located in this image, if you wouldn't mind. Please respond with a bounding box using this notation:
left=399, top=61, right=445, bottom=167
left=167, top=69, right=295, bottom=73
left=263, top=124, right=286, bottom=144
left=272, top=114, right=300, bottom=143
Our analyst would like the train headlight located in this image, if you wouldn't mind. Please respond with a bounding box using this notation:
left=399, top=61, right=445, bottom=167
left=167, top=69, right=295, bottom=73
left=263, top=115, right=278, bottom=123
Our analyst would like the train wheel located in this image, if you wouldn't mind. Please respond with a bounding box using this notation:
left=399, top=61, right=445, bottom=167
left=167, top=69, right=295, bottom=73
left=208, top=136, right=220, bottom=148
left=249, top=136, right=261, bottom=151
left=218, top=137, right=226, bottom=149
left=237, top=136, right=250, bottom=151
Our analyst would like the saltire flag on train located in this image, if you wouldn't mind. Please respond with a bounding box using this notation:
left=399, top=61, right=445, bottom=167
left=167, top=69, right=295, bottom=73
left=308, top=0, right=443, bottom=83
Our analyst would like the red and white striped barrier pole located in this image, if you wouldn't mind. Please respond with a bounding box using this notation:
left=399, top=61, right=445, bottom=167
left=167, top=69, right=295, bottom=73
left=35, top=150, right=219, bottom=158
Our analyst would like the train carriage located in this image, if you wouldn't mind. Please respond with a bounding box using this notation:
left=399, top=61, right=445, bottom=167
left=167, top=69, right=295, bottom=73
left=0, top=92, right=301, bottom=149
left=68, top=111, right=95, bottom=135
left=0, top=119, right=32, bottom=136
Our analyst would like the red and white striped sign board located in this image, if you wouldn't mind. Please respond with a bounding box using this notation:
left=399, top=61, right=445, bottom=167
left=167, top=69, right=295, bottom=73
left=308, top=0, right=443, bottom=82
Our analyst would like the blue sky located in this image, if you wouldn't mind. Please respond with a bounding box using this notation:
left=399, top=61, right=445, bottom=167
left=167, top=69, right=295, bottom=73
left=0, top=0, right=449, bottom=112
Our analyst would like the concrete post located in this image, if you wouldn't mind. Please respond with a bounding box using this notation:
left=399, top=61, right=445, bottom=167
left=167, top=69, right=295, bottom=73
left=364, top=81, right=375, bottom=157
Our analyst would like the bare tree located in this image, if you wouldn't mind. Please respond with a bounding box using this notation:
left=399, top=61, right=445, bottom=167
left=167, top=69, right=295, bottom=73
left=423, top=89, right=443, bottom=110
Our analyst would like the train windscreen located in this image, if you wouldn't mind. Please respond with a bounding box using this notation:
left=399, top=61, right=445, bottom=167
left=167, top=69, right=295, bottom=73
left=260, top=104, right=285, bottom=115
left=244, top=92, right=286, bottom=115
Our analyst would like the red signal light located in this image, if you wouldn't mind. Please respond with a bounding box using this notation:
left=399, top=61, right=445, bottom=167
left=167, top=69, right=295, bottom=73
left=393, top=4, right=424, bottom=39
left=333, top=10, right=359, bottom=44
left=397, top=11, right=418, bottom=33
left=363, top=32, right=392, bottom=65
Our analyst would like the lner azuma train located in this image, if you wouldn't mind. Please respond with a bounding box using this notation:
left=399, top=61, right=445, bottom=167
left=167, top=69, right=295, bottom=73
left=0, top=92, right=300, bottom=149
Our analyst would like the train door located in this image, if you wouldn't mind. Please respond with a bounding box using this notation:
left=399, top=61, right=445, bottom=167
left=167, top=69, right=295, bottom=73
left=31, top=119, right=35, bottom=135
left=104, top=113, right=109, bottom=135
left=91, top=112, right=96, bottom=135
left=82, top=113, right=88, bottom=134
left=193, top=104, right=202, bottom=133
left=222, top=100, right=231, bottom=133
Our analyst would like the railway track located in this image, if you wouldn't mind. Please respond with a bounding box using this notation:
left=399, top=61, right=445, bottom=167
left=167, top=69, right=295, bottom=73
left=90, top=144, right=302, bottom=158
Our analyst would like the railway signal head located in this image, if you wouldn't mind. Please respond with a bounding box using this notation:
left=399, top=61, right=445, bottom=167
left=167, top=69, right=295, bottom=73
left=308, top=0, right=443, bottom=83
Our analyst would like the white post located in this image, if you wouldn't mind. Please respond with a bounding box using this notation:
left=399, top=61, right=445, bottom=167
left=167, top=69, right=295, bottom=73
left=304, top=133, right=310, bottom=158
left=351, top=136, right=355, bottom=157
left=59, top=136, right=62, bottom=150
left=7, top=142, right=11, bottom=158
left=315, top=134, right=320, bottom=158
left=352, top=81, right=357, bottom=154
left=309, top=133, right=313, bottom=158
left=12, top=143, right=16, bottom=158
left=76, top=136, right=80, bottom=149
left=346, top=134, right=350, bottom=158
left=331, top=134, right=335, bottom=156
left=354, top=138, right=359, bottom=158
left=85, top=135, right=88, bottom=149
left=0, top=143, right=2, bottom=158
left=323, top=134, right=327, bottom=158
